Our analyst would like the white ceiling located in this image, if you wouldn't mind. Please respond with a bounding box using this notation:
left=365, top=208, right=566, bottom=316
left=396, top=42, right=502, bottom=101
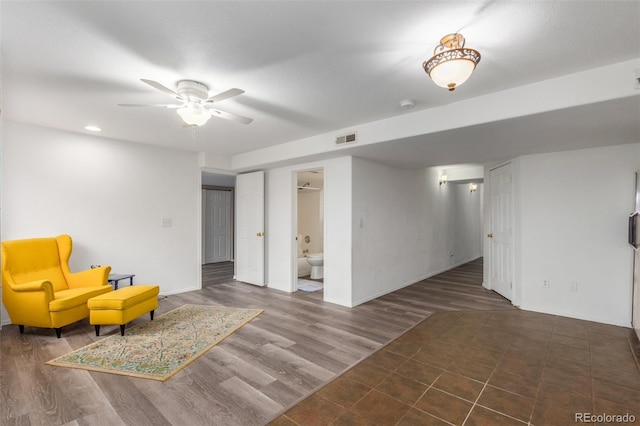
left=3, top=1, right=639, bottom=169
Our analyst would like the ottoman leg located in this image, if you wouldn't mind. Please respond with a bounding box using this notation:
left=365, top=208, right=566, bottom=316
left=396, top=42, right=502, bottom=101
left=95, top=325, right=101, bottom=336
left=150, top=310, right=155, bottom=320
left=19, top=325, right=24, bottom=334
left=120, top=324, right=125, bottom=336
left=55, top=328, right=62, bottom=339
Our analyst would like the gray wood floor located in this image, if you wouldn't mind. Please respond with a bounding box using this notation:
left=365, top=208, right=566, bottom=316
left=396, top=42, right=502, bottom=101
left=1, top=258, right=513, bottom=425
left=202, top=261, right=234, bottom=285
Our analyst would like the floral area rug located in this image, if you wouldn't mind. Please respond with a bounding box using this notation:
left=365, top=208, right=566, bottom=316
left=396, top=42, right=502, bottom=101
left=46, top=304, right=263, bottom=381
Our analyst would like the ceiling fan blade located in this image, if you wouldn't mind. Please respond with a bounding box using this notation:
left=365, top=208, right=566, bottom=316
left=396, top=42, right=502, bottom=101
left=140, top=79, right=182, bottom=100
left=118, top=103, right=182, bottom=108
left=204, top=88, right=244, bottom=103
left=207, top=108, right=253, bottom=124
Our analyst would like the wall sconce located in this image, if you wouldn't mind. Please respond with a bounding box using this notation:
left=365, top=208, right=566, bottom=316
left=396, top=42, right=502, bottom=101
left=469, top=183, right=478, bottom=193
left=439, top=174, right=448, bottom=186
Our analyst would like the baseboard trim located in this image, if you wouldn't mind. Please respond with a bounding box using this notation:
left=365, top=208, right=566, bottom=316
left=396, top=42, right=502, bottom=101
left=351, top=256, right=482, bottom=307
left=159, top=286, right=201, bottom=296
left=519, top=304, right=631, bottom=328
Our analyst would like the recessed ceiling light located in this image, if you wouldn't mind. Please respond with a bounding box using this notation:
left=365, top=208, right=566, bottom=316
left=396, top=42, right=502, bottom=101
left=85, top=125, right=102, bottom=132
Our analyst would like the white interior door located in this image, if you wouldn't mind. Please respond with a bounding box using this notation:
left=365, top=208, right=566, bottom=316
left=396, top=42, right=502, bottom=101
left=235, top=171, right=265, bottom=286
left=489, top=163, right=513, bottom=300
left=204, top=190, right=232, bottom=263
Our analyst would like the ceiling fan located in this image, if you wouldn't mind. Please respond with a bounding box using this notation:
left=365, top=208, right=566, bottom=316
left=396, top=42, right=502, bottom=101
left=119, top=79, right=253, bottom=127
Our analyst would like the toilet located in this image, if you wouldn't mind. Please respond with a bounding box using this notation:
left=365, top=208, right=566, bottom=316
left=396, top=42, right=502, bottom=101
left=306, top=253, right=324, bottom=279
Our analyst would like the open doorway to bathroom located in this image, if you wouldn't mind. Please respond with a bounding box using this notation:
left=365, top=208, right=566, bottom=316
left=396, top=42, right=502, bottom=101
left=295, top=168, right=324, bottom=294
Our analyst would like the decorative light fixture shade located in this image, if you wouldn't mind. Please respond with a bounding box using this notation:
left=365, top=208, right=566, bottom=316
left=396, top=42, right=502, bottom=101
left=469, top=183, right=478, bottom=193
left=423, top=33, right=481, bottom=91
left=177, top=103, right=211, bottom=126
left=439, top=174, right=448, bottom=186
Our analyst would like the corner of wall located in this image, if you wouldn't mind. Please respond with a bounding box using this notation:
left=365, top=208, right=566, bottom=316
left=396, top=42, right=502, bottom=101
left=511, top=157, right=523, bottom=308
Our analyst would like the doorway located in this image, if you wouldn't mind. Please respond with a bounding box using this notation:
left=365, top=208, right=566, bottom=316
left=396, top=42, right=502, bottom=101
left=202, top=186, right=234, bottom=265
left=295, top=168, right=324, bottom=293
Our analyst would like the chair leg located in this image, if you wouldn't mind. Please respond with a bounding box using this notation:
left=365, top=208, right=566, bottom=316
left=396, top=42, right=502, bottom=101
left=150, top=310, right=155, bottom=321
left=95, top=325, right=101, bottom=336
left=55, top=328, right=62, bottom=338
left=120, top=324, right=125, bottom=336
left=18, top=325, right=24, bottom=334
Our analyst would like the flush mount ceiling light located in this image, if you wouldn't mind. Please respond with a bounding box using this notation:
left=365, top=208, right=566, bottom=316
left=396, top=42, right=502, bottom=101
left=422, top=33, right=481, bottom=92
left=84, top=125, right=102, bottom=132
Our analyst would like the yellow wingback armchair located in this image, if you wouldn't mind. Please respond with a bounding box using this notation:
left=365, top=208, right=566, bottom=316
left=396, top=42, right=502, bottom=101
left=1, top=235, right=113, bottom=338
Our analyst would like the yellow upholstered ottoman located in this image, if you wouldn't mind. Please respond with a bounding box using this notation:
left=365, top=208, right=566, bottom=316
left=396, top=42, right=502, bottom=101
left=88, top=285, right=159, bottom=336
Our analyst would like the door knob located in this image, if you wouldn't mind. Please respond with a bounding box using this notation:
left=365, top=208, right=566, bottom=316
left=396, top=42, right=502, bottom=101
left=487, top=233, right=493, bottom=238
left=257, top=232, right=264, bottom=237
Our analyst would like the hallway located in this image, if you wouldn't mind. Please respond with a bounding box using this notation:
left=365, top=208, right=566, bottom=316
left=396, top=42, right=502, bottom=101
left=270, top=258, right=640, bottom=425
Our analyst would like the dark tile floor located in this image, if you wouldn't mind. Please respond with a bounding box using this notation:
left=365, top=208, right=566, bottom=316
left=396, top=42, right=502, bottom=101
left=270, top=309, right=640, bottom=426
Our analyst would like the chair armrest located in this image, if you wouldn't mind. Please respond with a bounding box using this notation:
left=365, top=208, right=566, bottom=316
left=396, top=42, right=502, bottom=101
left=10, top=279, right=54, bottom=293
left=67, top=265, right=112, bottom=288
left=5, top=278, right=55, bottom=303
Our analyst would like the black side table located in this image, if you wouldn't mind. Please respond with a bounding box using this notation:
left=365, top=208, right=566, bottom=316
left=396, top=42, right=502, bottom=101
left=108, top=273, right=135, bottom=290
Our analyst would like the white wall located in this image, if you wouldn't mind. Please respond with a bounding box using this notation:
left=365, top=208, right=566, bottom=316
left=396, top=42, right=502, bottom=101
left=265, top=157, right=352, bottom=306
left=323, top=158, right=353, bottom=305
left=2, top=122, right=201, bottom=310
left=351, top=158, right=483, bottom=306
left=514, top=143, right=640, bottom=326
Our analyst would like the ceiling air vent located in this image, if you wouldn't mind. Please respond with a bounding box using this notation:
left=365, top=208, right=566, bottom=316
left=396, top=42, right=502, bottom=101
left=336, top=132, right=357, bottom=145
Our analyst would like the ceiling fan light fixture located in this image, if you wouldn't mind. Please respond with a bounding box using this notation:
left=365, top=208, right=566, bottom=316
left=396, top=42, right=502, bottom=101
left=120, top=79, right=252, bottom=127
left=423, top=33, right=481, bottom=91
left=177, top=103, right=211, bottom=126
